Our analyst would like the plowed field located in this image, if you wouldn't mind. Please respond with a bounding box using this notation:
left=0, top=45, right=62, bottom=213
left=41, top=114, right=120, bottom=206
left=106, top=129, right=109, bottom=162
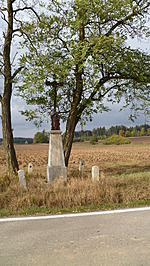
left=0, top=137, right=150, bottom=176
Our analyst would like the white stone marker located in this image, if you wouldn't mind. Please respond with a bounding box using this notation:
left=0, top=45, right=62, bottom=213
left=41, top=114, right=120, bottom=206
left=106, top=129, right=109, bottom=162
left=47, top=130, right=67, bottom=182
left=79, top=160, right=84, bottom=176
left=18, top=170, right=26, bottom=189
left=92, top=166, right=100, bottom=181
left=28, top=163, right=33, bottom=174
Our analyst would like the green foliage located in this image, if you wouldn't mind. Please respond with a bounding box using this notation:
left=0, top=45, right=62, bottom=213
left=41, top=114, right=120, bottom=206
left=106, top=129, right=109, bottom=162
left=102, top=134, right=131, bottom=145
left=89, top=134, right=98, bottom=145
left=125, top=130, right=131, bottom=137
left=33, top=130, right=49, bottom=143
left=17, top=0, right=150, bottom=127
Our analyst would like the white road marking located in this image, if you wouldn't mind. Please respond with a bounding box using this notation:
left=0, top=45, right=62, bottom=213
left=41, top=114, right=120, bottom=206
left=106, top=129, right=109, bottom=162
left=0, top=206, right=150, bottom=223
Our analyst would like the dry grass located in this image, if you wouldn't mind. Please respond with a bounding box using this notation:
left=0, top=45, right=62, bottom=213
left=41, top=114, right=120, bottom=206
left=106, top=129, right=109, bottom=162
left=0, top=171, right=150, bottom=212
left=0, top=138, right=150, bottom=215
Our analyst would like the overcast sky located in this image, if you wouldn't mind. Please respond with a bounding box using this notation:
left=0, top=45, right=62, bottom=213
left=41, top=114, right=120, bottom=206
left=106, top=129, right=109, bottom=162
left=0, top=95, right=149, bottom=138
left=0, top=12, right=150, bottom=138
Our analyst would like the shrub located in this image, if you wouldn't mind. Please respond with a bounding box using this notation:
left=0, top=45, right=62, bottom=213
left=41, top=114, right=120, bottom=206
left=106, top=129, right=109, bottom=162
left=102, top=134, right=131, bottom=145
left=33, top=130, right=49, bottom=143
left=89, top=134, right=98, bottom=145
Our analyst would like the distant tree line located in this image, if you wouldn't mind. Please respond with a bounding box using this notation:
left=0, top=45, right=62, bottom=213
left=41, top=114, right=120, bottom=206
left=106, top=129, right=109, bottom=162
left=74, top=124, right=150, bottom=142
left=0, top=138, right=33, bottom=145
left=0, top=124, right=149, bottom=145
left=13, top=138, right=33, bottom=144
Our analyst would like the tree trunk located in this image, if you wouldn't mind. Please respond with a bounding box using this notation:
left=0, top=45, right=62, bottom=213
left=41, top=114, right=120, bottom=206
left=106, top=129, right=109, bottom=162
left=1, top=0, right=19, bottom=176
left=63, top=107, right=79, bottom=167
left=1, top=96, right=19, bottom=176
left=63, top=7, right=85, bottom=167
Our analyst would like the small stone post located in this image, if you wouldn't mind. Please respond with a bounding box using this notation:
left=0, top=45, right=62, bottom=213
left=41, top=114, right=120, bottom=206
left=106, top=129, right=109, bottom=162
left=79, top=160, right=84, bottom=176
left=28, top=163, right=33, bottom=174
left=92, top=166, right=100, bottom=181
left=18, top=170, right=26, bottom=189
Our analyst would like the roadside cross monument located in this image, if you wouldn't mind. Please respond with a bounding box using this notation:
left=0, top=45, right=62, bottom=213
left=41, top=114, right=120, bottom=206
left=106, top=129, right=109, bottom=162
left=46, top=77, right=67, bottom=182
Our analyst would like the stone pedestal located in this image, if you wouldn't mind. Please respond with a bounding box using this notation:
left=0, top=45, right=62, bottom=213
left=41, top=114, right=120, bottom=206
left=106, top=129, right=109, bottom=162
left=47, top=130, right=67, bottom=182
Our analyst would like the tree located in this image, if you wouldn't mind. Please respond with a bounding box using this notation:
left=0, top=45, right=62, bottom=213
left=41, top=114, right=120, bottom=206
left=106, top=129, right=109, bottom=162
left=147, top=128, right=150, bottom=136
left=89, top=134, right=98, bottom=145
left=119, top=130, right=125, bottom=137
left=140, top=127, right=145, bottom=136
left=18, top=0, right=150, bottom=166
left=130, top=130, right=136, bottom=137
left=0, top=1, right=40, bottom=175
left=33, top=130, right=49, bottom=143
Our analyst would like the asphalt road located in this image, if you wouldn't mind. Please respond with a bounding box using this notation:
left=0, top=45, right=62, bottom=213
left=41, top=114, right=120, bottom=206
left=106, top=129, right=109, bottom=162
left=0, top=208, right=150, bottom=266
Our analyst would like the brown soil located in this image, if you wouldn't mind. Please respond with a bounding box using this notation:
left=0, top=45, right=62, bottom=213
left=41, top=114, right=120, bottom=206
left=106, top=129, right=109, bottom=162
left=0, top=137, right=150, bottom=177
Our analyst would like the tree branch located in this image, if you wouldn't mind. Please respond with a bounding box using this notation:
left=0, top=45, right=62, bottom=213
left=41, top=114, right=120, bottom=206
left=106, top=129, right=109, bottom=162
left=77, top=74, right=130, bottom=117
left=105, top=2, right=150, bottom=36
left=11, top=66, right=24, bottom=80
left=0, top=94, right=2, bottom=103
left=21, top=31, right=38, bottom=56
left=105, top=12, right=136, bottom=36
left=57, top=35, right=71, bottom=54
left=0, top=7, right=7, bottom=12
left=0, top=10, right=9, bottom=25
left=13, top=6, right=41, bottom=21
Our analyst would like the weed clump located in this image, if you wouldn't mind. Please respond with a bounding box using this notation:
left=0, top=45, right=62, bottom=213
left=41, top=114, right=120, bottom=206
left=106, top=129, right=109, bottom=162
left=0, top=175, right=11, bottom=192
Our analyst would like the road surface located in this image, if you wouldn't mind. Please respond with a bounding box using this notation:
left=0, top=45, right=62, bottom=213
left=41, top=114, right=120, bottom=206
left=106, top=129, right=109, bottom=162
left=0, top=208, right=150, bottom=266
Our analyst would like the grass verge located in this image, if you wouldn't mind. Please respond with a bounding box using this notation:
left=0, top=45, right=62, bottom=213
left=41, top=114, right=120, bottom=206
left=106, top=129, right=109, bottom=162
left=0, top=200, right=150, bottom=218
left=0, top=170, right=150, bottom=217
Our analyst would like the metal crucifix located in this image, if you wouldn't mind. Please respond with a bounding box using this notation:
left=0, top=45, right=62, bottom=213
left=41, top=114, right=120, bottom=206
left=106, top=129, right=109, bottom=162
left=46, top=77, right=63, bottom=130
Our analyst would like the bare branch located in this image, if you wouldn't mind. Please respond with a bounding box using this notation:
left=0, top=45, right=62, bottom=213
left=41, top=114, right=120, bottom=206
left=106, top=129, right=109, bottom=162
left=11, top=66, right=24, bottom=80
left=0, top=65, right=4, bottom=76
left=0, top=94, right=2, bottom=103
left=12, top=31, right=23, bottom=38
left=57, top=35, right=71, bottom=54
left=0, top=10, right=8, bottom=25
left=22, top=31, right=38, bottom=56
left=12, top=28, right=21, bottom=34
left=11, top=52, right=18, bottom=66
left=101, top=82, right=129, bottom=98
left=13, top=6, right=41, bottom=21
left=0, top=7, right=7, bottom=12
